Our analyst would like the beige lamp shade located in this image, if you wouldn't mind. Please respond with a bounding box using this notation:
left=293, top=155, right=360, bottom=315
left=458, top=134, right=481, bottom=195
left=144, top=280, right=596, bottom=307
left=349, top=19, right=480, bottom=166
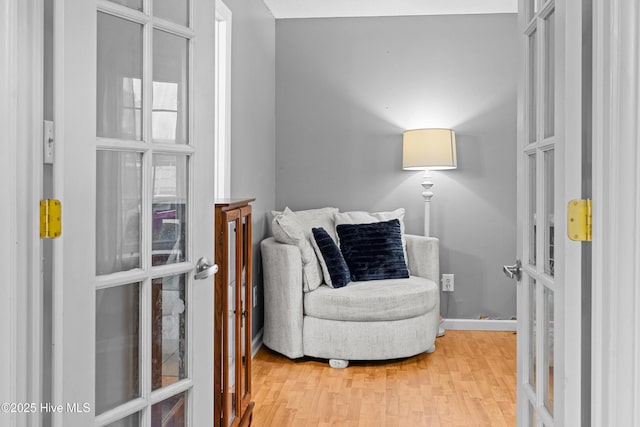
left=403, top=128, right=457, bottom=170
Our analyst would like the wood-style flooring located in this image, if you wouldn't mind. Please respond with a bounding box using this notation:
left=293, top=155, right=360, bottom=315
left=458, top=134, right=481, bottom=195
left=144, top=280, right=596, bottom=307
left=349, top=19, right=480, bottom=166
left=251, top=330, right=516, bottom=427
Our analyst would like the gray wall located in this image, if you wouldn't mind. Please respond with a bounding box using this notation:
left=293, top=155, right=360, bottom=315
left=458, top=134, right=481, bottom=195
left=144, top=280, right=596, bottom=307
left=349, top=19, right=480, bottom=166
left=223, top=0, right=276, bottom=337
left=275, top=14, right=518, bottom=319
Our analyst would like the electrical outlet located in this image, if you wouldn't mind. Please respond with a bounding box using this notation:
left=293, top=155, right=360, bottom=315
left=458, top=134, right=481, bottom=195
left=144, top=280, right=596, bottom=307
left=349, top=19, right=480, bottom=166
left=253, top=286, right=258, bottom=307
left=442, top=274, right=454, bottom=292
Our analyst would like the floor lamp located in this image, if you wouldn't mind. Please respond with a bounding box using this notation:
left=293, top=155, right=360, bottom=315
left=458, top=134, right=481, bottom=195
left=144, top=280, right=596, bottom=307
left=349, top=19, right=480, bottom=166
left=403, top=128, right=457, bottom=337
left=402, top=128, right=457, bottom=236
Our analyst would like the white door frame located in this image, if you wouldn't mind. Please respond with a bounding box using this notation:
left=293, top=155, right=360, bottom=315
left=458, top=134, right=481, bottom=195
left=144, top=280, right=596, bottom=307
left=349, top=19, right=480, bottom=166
left=6, top=0, right=637, bottom=425
left=0, top=1, right=21, bottom=422
left=51, top=1, right=95, bottom=424
left=559, top=0, right=586, bottom=422
left=592, top=0, right=640, bottom=425
left=215, top=0, right=232, bottom=200
left=1, top=1, right=44, bottom=426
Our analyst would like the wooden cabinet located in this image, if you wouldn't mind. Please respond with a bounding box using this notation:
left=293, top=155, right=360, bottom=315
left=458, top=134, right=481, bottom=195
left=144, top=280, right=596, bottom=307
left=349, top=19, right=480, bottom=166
left=214, top=199, right=255, bottom=427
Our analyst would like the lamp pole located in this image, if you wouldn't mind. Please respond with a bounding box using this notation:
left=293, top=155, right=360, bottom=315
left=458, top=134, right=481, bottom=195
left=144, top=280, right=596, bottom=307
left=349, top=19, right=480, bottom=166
left=421, top=169, right=434, bottom=237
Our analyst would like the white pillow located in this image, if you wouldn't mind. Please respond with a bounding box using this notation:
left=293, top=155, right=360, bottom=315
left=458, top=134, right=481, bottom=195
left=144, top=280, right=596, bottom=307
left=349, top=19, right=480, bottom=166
left=271, top=207, right=339, bottom=291
left=334, top=208, right=406, bottom=237
left=271, top=207, right=305, bottom=246
left=274, top=207, right=339, bottom=243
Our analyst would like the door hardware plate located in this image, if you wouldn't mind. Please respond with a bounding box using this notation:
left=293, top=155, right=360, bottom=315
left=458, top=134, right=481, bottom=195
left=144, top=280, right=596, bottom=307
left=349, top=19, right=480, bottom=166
left=567, top=199, right=592, bottom=241
left=40, top=199, right=61, bottom=239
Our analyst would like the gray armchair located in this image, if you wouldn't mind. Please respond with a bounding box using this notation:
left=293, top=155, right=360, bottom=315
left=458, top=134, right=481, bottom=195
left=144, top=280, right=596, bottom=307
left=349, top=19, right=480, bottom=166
left=261, top=234, right=440, bottom=366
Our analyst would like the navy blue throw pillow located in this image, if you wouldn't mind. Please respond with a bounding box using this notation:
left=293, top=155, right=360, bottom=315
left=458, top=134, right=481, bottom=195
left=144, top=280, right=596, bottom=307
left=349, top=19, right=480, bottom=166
left=311, top=227, right=351, bottom=288
left=336, top=219, right=409, bottom=282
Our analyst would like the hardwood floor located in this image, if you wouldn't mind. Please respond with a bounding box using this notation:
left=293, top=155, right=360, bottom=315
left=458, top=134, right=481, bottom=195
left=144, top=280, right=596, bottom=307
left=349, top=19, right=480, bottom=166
left=251, top=330, right=516, bottom=426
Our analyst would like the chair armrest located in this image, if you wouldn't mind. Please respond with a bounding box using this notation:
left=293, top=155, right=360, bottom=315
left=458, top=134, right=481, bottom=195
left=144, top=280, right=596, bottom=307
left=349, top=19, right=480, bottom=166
left=260, top=237, right=305, bottom=359
left=405, top=234, right=441, bottom=334
left=405, top=234, right=440, bottom=284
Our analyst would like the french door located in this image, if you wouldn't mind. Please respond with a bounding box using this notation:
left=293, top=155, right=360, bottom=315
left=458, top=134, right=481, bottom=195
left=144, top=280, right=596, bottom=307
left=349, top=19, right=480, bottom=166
left=515, top=0, right=584, bottom=425
left=52, top=0, right=215, bottom=426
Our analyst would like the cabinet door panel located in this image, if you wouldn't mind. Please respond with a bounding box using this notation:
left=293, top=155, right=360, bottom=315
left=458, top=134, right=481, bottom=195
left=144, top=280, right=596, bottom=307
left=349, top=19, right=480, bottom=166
left=214, top=200, right=254, bottom=427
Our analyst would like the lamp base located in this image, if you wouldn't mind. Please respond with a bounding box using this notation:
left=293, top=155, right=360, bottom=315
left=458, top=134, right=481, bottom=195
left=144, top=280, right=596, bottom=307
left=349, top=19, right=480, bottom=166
left=438, top=314, right=445, bottom=337
left=421, top=169, right=433, bottom=237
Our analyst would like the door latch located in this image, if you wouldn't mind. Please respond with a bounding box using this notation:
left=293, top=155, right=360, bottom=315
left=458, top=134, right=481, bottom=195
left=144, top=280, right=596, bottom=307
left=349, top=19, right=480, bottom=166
left=194, top=256, right=218, bottom=280
left=503, top=260, right=522, bottom=281
left=43, top=120, right=54, bottom=164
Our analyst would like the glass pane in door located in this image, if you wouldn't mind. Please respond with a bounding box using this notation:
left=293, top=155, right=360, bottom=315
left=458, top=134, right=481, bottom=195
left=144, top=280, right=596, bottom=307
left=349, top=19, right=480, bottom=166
left=97, top=12, right=143, bottom=141
left=96, top=151, right=142, bottom=275
left=152, top=154, right=188, bottom=266
left=529, top=401, right=537, bottom=426
left=544, top=11, right=555, bottom=139
left=528, top=278, right=537, bottom=388
left=152, top=275, right=187, bottom=390
left=106, top=0, right=142, bottom=11
left=96, top=283, right=140, bottom=415
left=154, top=0, right=189, bottom=27
left=151, top=392, right=186, bottom=427
left=153, top=30, right=189, bottom=144
left=526, top=0, right=534, bottom=21
left=544, top=150, right=555, bottom=276
left=528, top=154, right=537, bottom=266
left=105, top=412, right=140, bottom=427
left=227, top=220, right=237, bottom=425
left=241, top=216, right=249, bottom=398
left=528, top=30, right=538, bottom=144
left=544, top=286, right=555, bottom=414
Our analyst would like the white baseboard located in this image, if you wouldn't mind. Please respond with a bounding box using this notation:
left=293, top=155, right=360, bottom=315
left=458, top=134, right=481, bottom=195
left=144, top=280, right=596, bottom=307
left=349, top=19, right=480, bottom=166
left=252, top=328, right=263, bottom=358
left=442, top=318, right=517, bottom=332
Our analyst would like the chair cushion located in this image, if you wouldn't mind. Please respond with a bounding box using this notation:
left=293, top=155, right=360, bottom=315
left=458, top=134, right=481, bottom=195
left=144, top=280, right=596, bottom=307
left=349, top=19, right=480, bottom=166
left=304, top=276, right=438, bottom=322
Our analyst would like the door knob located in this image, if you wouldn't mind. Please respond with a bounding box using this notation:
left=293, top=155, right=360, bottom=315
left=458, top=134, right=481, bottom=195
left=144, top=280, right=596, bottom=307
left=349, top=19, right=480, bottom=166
left=194, top=256, right=218, bottom=280
left=503, top=260, right=522, bottom=281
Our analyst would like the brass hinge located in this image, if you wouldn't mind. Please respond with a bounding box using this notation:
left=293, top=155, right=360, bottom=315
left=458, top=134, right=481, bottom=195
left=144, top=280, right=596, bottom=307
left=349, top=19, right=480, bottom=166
left=567, top=199, right=592, bottom=241
left=40, top=199, right=62, bottom=239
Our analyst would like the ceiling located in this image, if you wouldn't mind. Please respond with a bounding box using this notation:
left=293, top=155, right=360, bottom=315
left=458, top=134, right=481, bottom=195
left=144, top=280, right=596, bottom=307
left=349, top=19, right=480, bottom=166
left=262, top=0, right=518, bottom=19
